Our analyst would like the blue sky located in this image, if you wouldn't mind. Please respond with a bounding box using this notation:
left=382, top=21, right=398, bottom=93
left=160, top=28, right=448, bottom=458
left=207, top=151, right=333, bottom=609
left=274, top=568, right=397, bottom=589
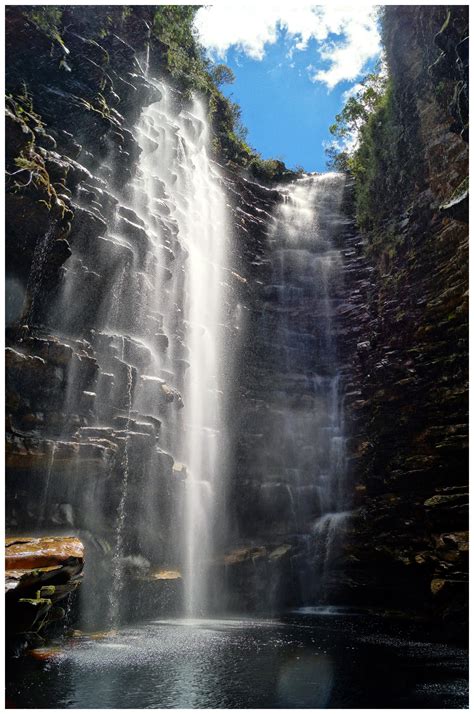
left=194, top=5, right=382, bottom=172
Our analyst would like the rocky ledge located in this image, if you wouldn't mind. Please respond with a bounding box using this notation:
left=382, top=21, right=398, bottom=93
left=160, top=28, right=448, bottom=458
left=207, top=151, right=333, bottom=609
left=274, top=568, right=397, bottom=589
left=5, top=536, right=84, bottom=650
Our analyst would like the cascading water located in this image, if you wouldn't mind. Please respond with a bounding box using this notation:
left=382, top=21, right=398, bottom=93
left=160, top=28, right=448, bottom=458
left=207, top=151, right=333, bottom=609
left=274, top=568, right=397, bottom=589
left=108, top=363, right=133, bottom=625
left=24, top=77, right=231, bottom=627
left=261, top=172, right=350, bottom=604
left=133, top=83, right=229, bottom=616
left=9, top=67, right=348, bottom=623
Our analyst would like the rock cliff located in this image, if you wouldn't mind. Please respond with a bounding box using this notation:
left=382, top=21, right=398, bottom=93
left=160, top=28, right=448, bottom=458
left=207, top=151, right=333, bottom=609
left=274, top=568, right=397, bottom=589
left=5, top=5, right=468, bottom=632
left=339, top=6, right=468, bottom=623
left=6, top=7, right=200, bottom=629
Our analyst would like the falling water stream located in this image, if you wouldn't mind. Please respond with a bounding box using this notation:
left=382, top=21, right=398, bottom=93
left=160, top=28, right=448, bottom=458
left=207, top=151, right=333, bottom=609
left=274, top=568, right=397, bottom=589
left=132, top=83, right=229, bottom=616
left=266, top=173, right=350, bottom=603
left=109, top=364, right=133, bottom=625
left=29, top=78, right=231, bottom=627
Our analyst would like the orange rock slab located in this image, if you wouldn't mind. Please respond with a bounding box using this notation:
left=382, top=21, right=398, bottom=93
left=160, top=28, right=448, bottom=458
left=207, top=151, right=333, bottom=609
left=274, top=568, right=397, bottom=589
left=5, top=536, right=84, bottom=571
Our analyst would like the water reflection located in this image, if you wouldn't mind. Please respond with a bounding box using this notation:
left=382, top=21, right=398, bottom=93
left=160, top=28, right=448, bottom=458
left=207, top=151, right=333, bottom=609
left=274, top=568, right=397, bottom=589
left=6, top=615, right=468, bottom=709
left=277, top=652, right=334, bottom=708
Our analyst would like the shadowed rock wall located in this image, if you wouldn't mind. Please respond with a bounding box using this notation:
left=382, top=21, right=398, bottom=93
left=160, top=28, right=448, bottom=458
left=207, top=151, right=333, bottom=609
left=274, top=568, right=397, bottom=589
left=338, top=6, right=469, bottom=622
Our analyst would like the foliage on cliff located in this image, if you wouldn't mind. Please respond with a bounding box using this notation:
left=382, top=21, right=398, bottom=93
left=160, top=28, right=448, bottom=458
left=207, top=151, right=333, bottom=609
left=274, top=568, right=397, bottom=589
left=325, top=59, right=413, bottom=234
left=327, top=6, right=468, bottom=233
left=326, top=66, right=396, bottom=232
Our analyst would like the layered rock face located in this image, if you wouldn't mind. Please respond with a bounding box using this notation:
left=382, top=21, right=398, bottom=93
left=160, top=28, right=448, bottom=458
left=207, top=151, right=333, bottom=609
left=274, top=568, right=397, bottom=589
left=5, top=5, right=468, bottom=631
left=6, top=4, right=164, bottom=552
left=339, top=6, right=469, bottom=621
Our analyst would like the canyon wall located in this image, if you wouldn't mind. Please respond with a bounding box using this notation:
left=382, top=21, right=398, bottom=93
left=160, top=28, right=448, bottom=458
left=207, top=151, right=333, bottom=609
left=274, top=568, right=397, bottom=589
left=5, top=5, right=468, bottom=632
left=339, top=6, right=469, bottom=622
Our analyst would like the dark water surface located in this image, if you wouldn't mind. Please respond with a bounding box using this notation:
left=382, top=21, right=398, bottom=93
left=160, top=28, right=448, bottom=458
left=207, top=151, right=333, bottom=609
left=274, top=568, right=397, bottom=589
left=6, top=611, right=468, bottom=708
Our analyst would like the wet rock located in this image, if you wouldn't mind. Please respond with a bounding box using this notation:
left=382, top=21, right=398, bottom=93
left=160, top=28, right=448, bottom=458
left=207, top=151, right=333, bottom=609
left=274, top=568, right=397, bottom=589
left=5, top=536, right=84, bottom=642
left=149, top=569, right=181, bottom=580
left=6, top=535, right=84, bottom=572
left=424, top=493, right=468, bottom=509
left=5, top=105, right=35, bottom=162
left=6, top=195, right=55, bottom=284
left=154, top=333, right=169, bottom=353
left=117, top=204, right=145, bottom=227
left=110, top=358, right=138, bottom=411
left=137, top=375, right=183, bottom=413
left=68, top=204, right=107, bottom=246
left=117, top=215, right=150, bottom=265
left=121, top=336, right=153, bottom=371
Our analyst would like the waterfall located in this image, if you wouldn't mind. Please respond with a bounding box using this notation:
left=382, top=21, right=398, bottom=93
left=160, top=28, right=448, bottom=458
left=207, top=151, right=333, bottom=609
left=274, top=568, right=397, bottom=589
left=34, top=78, right=231, bottom=625
left=264, top=172, right=350, bottom=603
left=10, top=75, right=347, bottom=621
left=125, top=81, right=230, bottom=617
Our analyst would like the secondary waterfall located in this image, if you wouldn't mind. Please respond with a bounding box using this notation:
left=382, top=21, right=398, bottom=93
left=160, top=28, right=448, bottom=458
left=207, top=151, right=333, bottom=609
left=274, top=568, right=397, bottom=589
left=259, top=172, right=350, bottom=605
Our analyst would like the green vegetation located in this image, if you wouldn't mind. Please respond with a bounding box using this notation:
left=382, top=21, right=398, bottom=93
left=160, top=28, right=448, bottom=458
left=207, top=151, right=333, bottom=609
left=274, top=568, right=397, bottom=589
left=349, top=81, right=399, bottom=232
left=209, top=64, right=236, bottom=87
left=6, top=84, right=45, bottom=130
left=11, top=150, right=70, bottom=217
left=325, top=64, right=403, bottom=232
left=247, top=157, right=300, bottom=183
left=324, top=8, right=408, bottom=233
left=6, top=91, right=71, bottom=219
left=326, top=67, right=388, bottom=172
left=25, top=6, right=68, bottom=52
left=153, top=7, right=209, bottom=91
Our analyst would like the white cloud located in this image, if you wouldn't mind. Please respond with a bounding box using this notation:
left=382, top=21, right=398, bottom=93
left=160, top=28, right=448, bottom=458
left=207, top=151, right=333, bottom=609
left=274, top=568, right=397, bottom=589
left=324, top=129, right=359, bottom=156
left=194, top=4, right=381, bottom=89
left=341, top=82, right=365, bottom=104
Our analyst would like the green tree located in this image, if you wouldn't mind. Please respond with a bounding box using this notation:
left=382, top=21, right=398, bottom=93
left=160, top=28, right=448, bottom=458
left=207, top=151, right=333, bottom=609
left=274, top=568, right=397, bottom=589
left=209, top=64, right=235, bottom=87
left=326, top=63, right=388, bottom=170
